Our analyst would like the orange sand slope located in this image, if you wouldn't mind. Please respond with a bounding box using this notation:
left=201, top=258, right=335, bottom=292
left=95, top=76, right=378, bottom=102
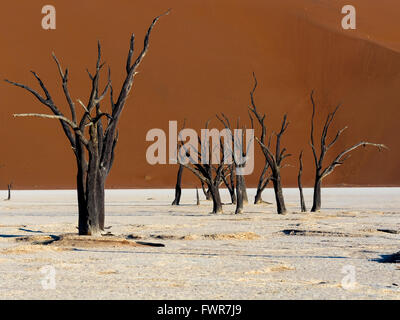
left=0, top=0, right=399, bottom=189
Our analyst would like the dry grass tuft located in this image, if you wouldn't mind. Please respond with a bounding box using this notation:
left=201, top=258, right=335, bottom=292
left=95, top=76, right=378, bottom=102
left=202, top=232, right=260, bottom=240
left=14, top=234, right=165, bottom=249
left=1, top=244, right=69, bottom=254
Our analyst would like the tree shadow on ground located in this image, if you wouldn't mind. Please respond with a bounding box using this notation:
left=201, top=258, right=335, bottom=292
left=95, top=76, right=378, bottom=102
left=372, top=252, right=400, bottom=263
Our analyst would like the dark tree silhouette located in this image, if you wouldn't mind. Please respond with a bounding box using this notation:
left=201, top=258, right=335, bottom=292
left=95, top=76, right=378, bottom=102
left=253, top=135, right=273, bottom=204
left=249, top=73, right=291, bottom=214
left=179, top=120, right=228, bottom=214
left=172, top=120, right=187, bottom=206
left=222, top=163, right=236, bottom=204
left=298, top=151, right=306, bottom=212
left=196, top=187, right=200, bottom=205
left=309, top=90, right=387, bottom=212
left=5, top=182, right=12, bottom=201
left=171, top=165, right=184, bottom=206
left=248, top=79, right=273, bottom=205
left=6, top=12, right=170, bottom=235
left=216, top=114, right=251, bottom=214
left=201, top=181, right=212, bottom=200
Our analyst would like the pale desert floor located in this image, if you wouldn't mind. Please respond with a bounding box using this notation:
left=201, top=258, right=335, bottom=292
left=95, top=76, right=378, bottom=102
left=0, top=188, right=399, bottom=300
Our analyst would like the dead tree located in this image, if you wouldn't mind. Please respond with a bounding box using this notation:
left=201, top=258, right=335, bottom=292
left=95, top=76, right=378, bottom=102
left=241, top=175, right=249, bottom=204
left=172, top=120, right=187, bottom=206
left=171, top=164, right=184, bottom=205
left=249, top=73, right=291, bottom=214
left=248, top=80, right=273, bottom=205
left=6, top=12, right=169, bottom=235
left=222, top=163, right=236, bottom=204
left=5, top=182, right=12, bottom=201
left=217, top=114, right=252, bottom=214
left=172, top=120, right=213, bottom=206
left=196, top=187, right=200, bottom=205
left=254, top=134, right=273, bottom=204
left=201, top=181, right=212, bottom=200
left=298, top=151, right=306, bottom=212
left=309, top=90, right=387, bottom=212
left=179, top=120, right=229, bottom=214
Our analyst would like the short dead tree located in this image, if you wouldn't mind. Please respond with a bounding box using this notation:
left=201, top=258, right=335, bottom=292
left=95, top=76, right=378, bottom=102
left=297, top=151, right=307, bottom=212
left=217, top=114, right=252, bottom=214
left=249, top=73, right=291, bottom=214
left=222, top=163, right=236, bottom=205
left=6, top=12, right=169, bottom=235
left=171, top=164, right=184, bottom=205
left=309, top=90, right=387, bottom=212
left=179, top=120, right=230, bottom=214
left=5, top=182, right=12, bottom=201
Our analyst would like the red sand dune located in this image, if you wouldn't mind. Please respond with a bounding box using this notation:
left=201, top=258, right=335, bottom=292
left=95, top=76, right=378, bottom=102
left=0, top=0, right=399, bottom=189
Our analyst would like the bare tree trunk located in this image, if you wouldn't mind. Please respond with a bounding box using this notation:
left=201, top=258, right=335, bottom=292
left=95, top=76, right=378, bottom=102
left=254, top=177, right=272, bottom=204
left=6, top=183, right=12, bottom=201
left=229, top=190, right=236, bottom=205
left=254, top=162, right=274, bottom=205
left=222, top=164, right=236, bottom=204
left=235, top=174, right=244, bottom=214
left=298, top=151, right=307, bottom=212
left=201, top=181, right=212, bottom=200
left=241, top=177, right=248, bottom=204
left=172, top=164, right=183, bottom=205
left=254, top=190, right=262, bottom=204
left=196, top=187, right=200, bottom=205
left=209, top=184, right=223, bottom=214
left=272, top=170, right=286, bottom=214
left=78, top=150, right=106, bottom=235
left=311, top=177, right=322, bottom=212
left=254, top=163, right=269, bottom=204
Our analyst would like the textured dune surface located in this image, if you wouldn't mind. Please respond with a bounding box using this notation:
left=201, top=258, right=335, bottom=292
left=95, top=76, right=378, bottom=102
left=0, top=0, right=398, bottom=189
left=0, top=188, right=399, bottom=299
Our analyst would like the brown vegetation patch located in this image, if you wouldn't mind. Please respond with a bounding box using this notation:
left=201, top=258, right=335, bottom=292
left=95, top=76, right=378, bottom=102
left=149, top=234, right=199, bottom=240
left=147, top=232, right=260, bottom=241
left=202, top=232, right=260, bottom=240
left=245, top=264, right=295, bottom=274
left=15, top=234, right=165, bottom=248
left=1, top=244, right=69, bottom=254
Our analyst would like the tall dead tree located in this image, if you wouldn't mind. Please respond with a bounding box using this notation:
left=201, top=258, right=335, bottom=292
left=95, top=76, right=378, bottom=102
left=298, top=151, right=306, bottom=212
left=6, top=12, right=169, bottom=235
left=309, top=90, right=387, bottom=212
left=249, top=73, right=291, bottom=214
left=248, top=79, right=273, bottom=205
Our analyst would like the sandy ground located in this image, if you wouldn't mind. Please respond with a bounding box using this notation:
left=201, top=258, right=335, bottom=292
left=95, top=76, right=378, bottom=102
left=0, top=188, right=399, bottom=300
